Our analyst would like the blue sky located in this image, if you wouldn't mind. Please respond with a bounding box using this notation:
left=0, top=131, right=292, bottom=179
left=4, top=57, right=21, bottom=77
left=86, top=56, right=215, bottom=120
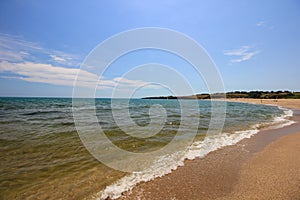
left=0, top=0, right=299, bottom=97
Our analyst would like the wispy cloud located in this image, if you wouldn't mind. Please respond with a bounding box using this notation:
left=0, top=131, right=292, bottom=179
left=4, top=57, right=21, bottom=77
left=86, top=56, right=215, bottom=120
left=110, top=77, right=162, bottom=91
left=224, top=45, right=260, bottom=63
left=256, top=20, right=274, bottom=30
left=0, top=33, right=41, bottom=62
left=0, top=33, right=82, bottom=67
left=256, top=20, right=266, bottom=27
left=50, top=54, right=66, bottom=62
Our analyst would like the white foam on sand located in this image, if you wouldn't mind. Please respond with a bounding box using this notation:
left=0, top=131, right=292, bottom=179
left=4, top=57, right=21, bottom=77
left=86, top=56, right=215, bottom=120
left=95, top=107, right=295, bottom=200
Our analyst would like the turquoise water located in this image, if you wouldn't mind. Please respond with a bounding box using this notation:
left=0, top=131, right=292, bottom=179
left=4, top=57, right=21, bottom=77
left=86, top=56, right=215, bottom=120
left=0, top=97, right=288, bottom=199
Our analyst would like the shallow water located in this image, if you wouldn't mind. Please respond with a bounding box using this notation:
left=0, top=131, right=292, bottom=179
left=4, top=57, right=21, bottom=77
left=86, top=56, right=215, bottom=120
left=0, top=97, right=288, bottom=199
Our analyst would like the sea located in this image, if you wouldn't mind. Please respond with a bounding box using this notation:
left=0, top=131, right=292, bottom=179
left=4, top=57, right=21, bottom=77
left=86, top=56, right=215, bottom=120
left=0, top=97, right=294, bottom=199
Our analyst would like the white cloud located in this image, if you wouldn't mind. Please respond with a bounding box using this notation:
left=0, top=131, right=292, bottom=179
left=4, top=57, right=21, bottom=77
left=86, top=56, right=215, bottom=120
left=0, top=61, right=97, bottom=87
left=224, top=46, right=259, bottom=63
left=0, top=33, right=162, bottom=94
left=0, top=61, right=158, bottom=91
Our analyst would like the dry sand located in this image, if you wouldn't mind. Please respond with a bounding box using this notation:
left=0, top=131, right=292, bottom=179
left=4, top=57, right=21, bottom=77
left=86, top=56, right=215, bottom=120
left=118, top=99, right=300, bottom=200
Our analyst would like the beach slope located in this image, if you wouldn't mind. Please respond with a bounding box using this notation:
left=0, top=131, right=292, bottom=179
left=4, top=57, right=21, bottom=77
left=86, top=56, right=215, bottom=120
left=220, top=131, right=300, bottom=200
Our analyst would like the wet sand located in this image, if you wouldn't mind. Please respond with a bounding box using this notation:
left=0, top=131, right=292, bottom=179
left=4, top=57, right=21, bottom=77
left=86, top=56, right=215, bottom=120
left=219, top=130, right=300, bottom=200
left=118, top=99, right=300, bottom=200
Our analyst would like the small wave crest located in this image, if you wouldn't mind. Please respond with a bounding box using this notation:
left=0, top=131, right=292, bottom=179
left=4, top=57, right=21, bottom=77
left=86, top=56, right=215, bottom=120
left=261, top=106, right=295, bottom=129
left=22, top=110, right=62, bottom=116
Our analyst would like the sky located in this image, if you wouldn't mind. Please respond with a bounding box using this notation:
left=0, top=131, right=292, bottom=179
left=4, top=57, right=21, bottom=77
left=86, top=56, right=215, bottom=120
left=0, top=0, right=299, bottom=97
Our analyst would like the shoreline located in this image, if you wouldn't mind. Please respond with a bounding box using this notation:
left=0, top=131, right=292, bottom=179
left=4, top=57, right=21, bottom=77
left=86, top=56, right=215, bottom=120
left=112, top=99, right=300, bottom=200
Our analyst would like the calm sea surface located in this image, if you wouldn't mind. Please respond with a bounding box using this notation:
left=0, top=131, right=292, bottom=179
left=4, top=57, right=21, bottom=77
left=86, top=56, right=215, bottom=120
left=0, top=97, right=288, bottom=199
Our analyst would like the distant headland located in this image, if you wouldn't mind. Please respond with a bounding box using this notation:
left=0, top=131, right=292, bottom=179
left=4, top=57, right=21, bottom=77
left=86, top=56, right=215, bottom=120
left=142, top=90, right=300, bottom=99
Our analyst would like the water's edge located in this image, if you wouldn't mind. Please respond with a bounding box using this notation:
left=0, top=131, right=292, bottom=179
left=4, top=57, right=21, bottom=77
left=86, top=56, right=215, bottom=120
left=96, top=104, right=295, bottom=200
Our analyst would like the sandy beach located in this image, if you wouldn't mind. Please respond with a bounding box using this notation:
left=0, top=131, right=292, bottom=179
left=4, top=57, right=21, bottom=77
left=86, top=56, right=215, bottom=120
left=118, top=99, right=300, bottom=200
left=226, top=98, right=300, bottom=110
